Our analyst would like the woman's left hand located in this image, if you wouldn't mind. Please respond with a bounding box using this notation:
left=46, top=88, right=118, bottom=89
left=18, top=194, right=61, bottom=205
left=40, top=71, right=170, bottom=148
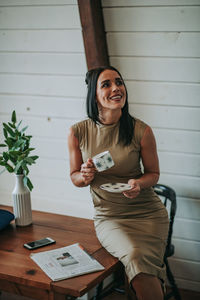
left=123, top=179, right=141, bottom=198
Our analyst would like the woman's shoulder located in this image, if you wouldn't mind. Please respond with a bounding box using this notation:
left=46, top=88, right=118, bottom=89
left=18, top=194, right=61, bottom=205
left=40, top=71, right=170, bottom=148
left=133, top=118, right=149, bottom=144
left=134, top=118, right=148, bottom=129
left=71, top=118, right=95, bottom=138
left=72, top=118, right=93, bottom=130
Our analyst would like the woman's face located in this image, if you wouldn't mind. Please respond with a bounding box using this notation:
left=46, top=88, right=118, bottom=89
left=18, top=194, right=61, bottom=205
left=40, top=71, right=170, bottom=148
left=96, top=69, right=126, bottom=111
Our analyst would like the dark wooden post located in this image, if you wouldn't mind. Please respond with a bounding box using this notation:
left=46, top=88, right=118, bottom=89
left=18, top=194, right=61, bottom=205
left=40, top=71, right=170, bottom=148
left=78, top=0, right=109, bottom=70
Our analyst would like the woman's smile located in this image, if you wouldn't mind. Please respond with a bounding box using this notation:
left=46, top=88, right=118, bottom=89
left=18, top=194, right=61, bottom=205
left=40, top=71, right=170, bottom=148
left=109, top=94, right=123, bottom=101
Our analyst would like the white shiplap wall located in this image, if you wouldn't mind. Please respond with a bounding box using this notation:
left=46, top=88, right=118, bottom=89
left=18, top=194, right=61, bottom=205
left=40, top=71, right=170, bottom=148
left=0, top=0, right=95, bottom=218
left=102, top=0, right=200, bottom=292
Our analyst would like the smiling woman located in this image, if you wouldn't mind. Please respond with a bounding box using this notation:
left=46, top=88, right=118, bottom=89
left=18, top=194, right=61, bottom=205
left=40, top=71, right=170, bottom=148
left=68, top=66, right=169, bottom=300
left=85, top=66, right=134, bottom=147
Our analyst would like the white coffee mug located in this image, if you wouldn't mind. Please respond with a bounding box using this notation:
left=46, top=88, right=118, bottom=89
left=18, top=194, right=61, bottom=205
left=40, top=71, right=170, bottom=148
left=92, top=151, right=114, bottom=172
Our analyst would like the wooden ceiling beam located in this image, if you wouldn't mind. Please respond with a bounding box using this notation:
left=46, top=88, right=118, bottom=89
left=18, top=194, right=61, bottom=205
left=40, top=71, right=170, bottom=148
left=78, top=0, right=109, bottom=70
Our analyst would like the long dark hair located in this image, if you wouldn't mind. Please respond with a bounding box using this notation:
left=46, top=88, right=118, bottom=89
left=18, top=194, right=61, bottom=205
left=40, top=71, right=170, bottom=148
left=85, top=66, right=134, bottom=146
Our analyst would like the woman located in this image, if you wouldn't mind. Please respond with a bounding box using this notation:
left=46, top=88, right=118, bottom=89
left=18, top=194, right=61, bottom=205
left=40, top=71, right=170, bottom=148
left=68, top=66, right=169, bottom=300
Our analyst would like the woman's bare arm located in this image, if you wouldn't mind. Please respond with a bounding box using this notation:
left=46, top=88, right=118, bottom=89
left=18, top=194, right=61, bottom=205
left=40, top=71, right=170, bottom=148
left=124, top=126, right=159, bottom=198
left=138, top=126, right=160, bottom=188
left=67, top=127, right=96, bottom=187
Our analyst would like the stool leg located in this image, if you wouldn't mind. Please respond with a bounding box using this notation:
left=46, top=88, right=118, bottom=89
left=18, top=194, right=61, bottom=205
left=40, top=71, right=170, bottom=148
left=93, top=282, right=103, bottom=300
left=165, top=258, right=182, bottom=300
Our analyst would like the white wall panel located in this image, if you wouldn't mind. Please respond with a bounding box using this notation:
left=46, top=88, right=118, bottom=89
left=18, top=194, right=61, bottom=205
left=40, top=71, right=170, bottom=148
left=174, top=218, right=200, bottom=241
left=0, top=95, right=86, bottom=119
left=175, top=278, right=200, bottom=293
left=158, top=152, right=200, bottom=177
left=32, top=137, right=68, bottom=159
left=1, top=133, right=68, bottom=162
left=107, top=32, right=200, bottom=57
left=159, top=174, right=200, bottom=199
left=0, top=6, right=81, bottom=29
left=111, top=57, right=200, bottom=83
left=102, top=0, right=200, bottom=6
left=0, top=114, right=78, bottom=139
left=0, top=157, right=68, bottom=183
left=176, top=197, right=200, bottom=220
left=0, top=0, right=76, bottom=5
left=126, top=81, right=200, bottom=107
left=0, top=74, right=86, bottom=97
left=169, top=258, right=200, bottom=282
left=0, top=172, right=90, bottom=204
left=0, top=53, right=86, bottom=75
left=130, top=104, right=200, bottom=131
left=103, top=7, right=200, bottom=32
left=0, top=30, right=84, bottom=52
left=4, top=0, right=197, bottom=7
left=0, top=190, right=94, bottom=220
left=173, top=239, right=200, bottom=261
left=30, top=157, right=68, bottom=179
left=154, top=128, right=200, bottom=155
left=0, top=130, right=68, bottom=159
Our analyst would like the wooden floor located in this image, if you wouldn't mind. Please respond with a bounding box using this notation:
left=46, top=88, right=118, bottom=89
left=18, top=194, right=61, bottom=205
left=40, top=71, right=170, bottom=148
left=1, top=288, right=200, bottom=300
left=103, top=288, right=200, bottom=300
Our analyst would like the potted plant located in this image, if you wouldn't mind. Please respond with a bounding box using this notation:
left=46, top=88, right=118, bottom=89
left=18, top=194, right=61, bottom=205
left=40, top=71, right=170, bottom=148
left=0, top=111, right=39, bottom=226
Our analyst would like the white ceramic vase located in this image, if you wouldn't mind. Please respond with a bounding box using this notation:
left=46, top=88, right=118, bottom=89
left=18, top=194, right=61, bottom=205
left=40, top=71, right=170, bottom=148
left=12, top=174, right=32, bottom=226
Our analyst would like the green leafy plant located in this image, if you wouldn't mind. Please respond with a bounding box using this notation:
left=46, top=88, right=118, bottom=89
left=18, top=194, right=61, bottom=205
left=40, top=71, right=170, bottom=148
left=0, top=111, right=39, bottom=191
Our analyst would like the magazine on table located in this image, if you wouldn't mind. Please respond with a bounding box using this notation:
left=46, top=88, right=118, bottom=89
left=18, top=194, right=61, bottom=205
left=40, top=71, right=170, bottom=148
left=30, top=243, right=104, bottom=281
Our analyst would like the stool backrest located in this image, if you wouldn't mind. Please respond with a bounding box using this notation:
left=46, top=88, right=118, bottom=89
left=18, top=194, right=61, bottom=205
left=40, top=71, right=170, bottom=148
left=154, top=184, right=177, bottom=253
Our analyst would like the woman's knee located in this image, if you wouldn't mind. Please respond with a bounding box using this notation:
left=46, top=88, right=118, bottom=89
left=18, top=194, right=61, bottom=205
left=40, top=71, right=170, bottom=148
left=132, top=272, right=158, bottom=286
left=131, top=273, right=164, bottom=300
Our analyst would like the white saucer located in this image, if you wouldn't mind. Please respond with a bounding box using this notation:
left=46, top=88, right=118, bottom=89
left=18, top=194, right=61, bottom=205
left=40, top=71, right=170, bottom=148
left=100, top=183, right=132, bottom=193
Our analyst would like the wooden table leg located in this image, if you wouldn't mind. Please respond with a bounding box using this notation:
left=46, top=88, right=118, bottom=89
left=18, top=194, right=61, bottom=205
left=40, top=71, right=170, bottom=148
left=49, top=291, right=77, bottom=300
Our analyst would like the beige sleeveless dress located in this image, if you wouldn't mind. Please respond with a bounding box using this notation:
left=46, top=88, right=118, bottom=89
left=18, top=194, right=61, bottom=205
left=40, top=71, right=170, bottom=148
left=72, top=118, right=169, bottom=283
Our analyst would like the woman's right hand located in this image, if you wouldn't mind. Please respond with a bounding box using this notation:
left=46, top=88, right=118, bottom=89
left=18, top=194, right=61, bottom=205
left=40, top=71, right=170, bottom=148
left=80, top=158, right=96, bottom=185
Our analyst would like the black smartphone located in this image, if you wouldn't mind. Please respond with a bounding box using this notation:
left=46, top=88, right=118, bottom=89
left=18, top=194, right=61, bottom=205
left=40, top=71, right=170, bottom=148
left=23, top=237, right=56, bottom=250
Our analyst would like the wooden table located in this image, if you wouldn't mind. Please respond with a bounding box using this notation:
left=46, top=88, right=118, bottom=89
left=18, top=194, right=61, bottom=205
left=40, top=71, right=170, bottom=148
left=0, top=205, right=120, bottom=300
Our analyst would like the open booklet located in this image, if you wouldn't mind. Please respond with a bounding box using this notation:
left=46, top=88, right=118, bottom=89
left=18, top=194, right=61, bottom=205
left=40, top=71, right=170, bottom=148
left=30, top=243, right=104, bottom=281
